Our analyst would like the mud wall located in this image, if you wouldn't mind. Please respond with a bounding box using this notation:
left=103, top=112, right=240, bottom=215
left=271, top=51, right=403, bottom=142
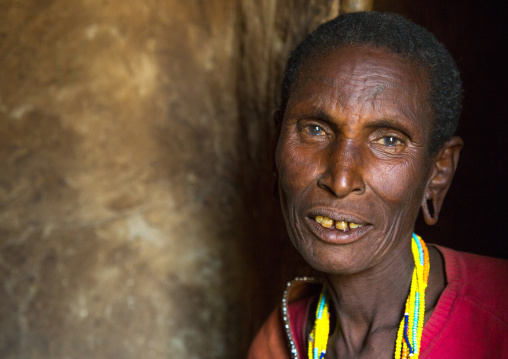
left=0, top=1, right=340, bottom=358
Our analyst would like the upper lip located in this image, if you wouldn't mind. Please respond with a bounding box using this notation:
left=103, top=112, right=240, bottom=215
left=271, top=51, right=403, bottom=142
left=307, top=207, right=370, bottom=225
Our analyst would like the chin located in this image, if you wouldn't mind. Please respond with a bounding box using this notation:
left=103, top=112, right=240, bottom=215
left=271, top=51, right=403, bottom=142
left=293, top=238, right=374, bottom=275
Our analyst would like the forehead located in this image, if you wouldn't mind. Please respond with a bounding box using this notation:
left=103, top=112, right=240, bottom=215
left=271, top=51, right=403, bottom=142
left=288, top=45, right=433, bottom=132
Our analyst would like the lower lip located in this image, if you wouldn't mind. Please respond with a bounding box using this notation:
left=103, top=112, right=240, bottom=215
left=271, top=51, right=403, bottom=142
left=306, top=217, right=372, bottom=245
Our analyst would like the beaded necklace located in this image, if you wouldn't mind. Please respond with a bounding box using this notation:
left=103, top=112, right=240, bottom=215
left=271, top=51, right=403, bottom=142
left=307, top=234, right=430, bottom=359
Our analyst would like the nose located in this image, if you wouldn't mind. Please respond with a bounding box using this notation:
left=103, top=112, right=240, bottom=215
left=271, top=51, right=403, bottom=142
left=317, top=138, right=366, bottom=197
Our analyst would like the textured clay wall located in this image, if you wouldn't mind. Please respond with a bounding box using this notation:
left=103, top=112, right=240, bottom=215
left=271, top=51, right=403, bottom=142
left=0, top=1, right=339, bottom=358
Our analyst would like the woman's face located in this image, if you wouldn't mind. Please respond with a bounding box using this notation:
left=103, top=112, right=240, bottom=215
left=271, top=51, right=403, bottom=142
left=276, top=45, right=435, bottom=274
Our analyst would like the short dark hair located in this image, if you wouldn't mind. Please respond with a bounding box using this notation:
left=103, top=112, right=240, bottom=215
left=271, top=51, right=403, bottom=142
left=280, top=11, right=462, bottom=154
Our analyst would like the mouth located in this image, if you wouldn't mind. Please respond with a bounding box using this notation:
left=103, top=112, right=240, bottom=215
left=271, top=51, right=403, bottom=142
left=315, top=215, right=365, bottom=232
left=306, top=212, right=372, bottom=244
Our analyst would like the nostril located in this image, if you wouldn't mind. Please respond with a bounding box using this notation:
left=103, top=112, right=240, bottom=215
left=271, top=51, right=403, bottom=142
left=317, top=164, right=365, bottom=197
left=352, top=184, right=366, bottom=194
left=317, top=175, right=335, bottom=194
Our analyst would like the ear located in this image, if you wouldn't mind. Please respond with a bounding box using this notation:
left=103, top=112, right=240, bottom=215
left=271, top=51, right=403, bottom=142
left=422, top=136, right=463, bottom=225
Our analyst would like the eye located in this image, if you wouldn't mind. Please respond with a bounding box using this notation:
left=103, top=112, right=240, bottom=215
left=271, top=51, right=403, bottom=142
left=380, top=136, right=400, bottom=146
left=372, top=135, right=407, bottom=154
left=306, top=125, right=326, bottom=136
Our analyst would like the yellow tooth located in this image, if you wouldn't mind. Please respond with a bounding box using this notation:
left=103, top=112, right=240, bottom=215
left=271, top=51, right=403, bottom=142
left=335, top=220, right=348, bottom=230
left=349, top=222, right=362, bottom=229
left=321, top=216, right=333, bottom=228
left=315, top=216, right=323, bottom=224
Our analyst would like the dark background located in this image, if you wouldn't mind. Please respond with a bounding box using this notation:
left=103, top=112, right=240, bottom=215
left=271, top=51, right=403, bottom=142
left=375, top=0, right=508, bottom=258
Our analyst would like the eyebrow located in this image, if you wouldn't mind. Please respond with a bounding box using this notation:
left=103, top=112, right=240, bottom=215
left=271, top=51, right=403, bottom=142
left=366, top=119, right=413, bottom=139
left=285, top=103, right=333, bottom=121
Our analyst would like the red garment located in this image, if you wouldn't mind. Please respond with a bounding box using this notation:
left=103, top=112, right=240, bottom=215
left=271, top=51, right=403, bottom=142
left=247, top=246, right=508, bottom=358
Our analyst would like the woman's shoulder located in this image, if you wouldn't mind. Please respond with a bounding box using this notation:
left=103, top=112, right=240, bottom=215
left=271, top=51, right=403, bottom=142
left=434, top=245, right=508, bottom=321
left=421, top=245, right=508, bottom=357
left=435, top=245, right=508, bottom=286
left=247, top=278, right=322, bottom=359
left=246, top=305, right=290, bottom=359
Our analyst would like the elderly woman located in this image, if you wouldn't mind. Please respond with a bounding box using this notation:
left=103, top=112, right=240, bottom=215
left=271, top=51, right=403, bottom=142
left=247, top=12, right=507, bottom=359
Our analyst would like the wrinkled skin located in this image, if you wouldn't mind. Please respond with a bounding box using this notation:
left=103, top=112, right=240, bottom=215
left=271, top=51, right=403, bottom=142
left=275, top=45, right=462, bottom=358
left=278, top=45, right=436, bottom=274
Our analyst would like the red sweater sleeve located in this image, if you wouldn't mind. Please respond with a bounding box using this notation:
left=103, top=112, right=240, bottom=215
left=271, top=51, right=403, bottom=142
left=247, top=297, right=313, bottom=359
left=421, top=246, right=508, bottom=358
left=247, top=307, right=291, bottom=359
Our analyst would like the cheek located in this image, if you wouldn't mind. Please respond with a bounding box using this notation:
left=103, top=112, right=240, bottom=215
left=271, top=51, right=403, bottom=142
left=367, top=154, right=427, bottom=209
left=276, top=137, right=322, bottom=194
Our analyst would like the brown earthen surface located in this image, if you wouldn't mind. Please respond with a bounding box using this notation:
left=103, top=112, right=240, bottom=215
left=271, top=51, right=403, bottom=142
left=0, top=1, right=339, bottom=357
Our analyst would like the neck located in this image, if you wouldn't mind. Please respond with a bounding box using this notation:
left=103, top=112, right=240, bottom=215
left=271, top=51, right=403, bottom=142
left=323, top=239, right=446, bottom=357
left=326, top=238, right=414, bottom=343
